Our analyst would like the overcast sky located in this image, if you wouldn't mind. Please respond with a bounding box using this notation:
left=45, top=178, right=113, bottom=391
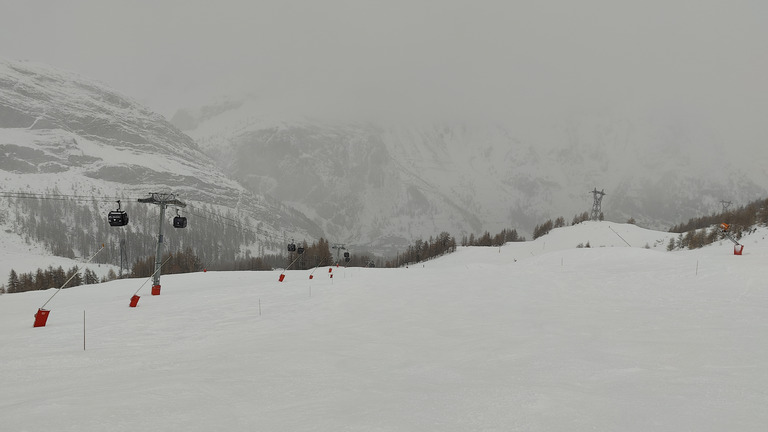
left=1, top=0, right=766, bottom=146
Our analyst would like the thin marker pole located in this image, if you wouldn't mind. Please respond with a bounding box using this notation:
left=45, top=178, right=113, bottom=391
left=309, top=257, right=327, bottom=278
left=285, top=254, right=303, bottom=271
left=41, top=245, right=105, bottom=310
left=609, top=226, right=632, bottom=247
left=279, top=253, right=305, bottom=282
left=133, top=253, right=174, bottom=296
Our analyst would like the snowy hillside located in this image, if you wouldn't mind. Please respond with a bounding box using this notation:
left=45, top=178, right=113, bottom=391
left=2, top=222, right=767, bottom=431
left=174, top=96, right=768, bottom=253
left=0, top=225, right=118, bottom=283
left=0, top=59, right=322, bottom=261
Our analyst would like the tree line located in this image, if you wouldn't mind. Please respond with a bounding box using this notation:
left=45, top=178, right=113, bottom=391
left=4, top=189, right=276, bottom=273
left=386, top=231, right=457, bottom=267
left=8, top=193, right=768, bottom=293
left=666, top=197, right=768, bottom=251
left=225, top=238, right=336, bottom=271
left=532, top=211, right=601, bottom=240
left=4, top=265, right=102, bottom=294
left=385, top=228, right=529, bottom=267
left=669, top=197, right=768, bottom=234
left=460, top=228, right=525, bottom=247
left=0, top=226, right=535, bottom=293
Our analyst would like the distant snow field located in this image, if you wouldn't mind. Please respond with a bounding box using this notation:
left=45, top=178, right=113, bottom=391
left=2, top=222, right=767, bottom=431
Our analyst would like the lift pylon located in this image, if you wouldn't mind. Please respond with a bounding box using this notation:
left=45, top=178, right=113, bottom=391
left=138, top=193, right=186, bottom=294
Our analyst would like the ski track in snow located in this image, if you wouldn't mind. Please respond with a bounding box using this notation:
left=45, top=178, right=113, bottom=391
left=1, top=222, right=768, bottom=431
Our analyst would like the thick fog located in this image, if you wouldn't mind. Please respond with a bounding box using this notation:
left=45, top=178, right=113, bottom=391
left=2, top=0, right=766, bottom=153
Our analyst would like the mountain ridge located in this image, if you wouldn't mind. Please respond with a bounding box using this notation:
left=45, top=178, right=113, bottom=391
left=174, top=95, right=768, bottom=253
left=0, top=59, right=322, bottom=263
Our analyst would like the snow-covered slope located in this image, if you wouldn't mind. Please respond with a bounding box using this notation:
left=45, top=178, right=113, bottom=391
left=0, top=60, right=322, bottom=257
left=174, top=96, right=768, bottom=254
left=2, top=222, right=767, bottom=431
left=0, top=225, right=118, bottom=282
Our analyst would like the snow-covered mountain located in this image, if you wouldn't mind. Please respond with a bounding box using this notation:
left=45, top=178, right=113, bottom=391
left=4, top=58, right=763, bottom=260
left=0, top=60, right=321, bottom=259
left=174, top=95, right=768, bottom=253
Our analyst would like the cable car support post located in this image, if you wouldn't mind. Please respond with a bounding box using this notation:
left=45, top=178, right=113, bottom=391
left=138, top=193, right=186, bottom=295
left=332, top=243, right=347, bottom=266
left=129, top=253, right=175, bottom=307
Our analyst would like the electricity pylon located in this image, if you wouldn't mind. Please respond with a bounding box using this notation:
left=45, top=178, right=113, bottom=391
left=590, top=188, right=606, bottom=221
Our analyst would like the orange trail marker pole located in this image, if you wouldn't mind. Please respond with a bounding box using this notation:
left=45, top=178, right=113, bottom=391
left=35, top=244, right=105, bottom=328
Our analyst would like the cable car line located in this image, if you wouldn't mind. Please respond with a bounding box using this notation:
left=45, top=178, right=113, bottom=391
left=1, top=189, right=305, bottom=254
left=0, top=191, right=129, bottom=203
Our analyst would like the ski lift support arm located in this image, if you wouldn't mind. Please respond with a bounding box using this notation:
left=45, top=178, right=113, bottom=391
left=138, top=193, right=186, bottom=208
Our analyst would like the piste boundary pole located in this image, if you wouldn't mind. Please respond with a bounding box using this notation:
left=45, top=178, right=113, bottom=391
left=133, top=253, right=174, bottom=296
left=40, top=244, right=105, bottom=310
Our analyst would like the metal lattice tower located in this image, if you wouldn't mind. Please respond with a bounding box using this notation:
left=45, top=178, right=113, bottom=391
left=138, top=192, right=186, bottom=294
left=720, top=200, right=732, bottom=214
left=119, top=238, right=128, bottom=278
left=590, top=188, right=606, bottom=221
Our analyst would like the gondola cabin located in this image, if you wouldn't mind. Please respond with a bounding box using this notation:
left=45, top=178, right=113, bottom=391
left=287, top=243, right=297, bottom=252
left=173, top=215, right=188, bottom=228
left=108, top=210, right=129, bottom=227
left=297, top=246, right=305, bottom=254
left=108, top=200, right=129, bottom=226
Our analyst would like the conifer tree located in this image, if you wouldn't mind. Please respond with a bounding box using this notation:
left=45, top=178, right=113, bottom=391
left=667, top=237, right=676, bottom=251
left=83, top=268, right=99, bottom=285
left=7, top=270, right=19, bottom=294
left=554, top=217, right=566, bottom=228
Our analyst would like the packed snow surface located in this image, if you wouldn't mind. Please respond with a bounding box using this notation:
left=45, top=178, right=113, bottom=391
left=1, top=222, right=767, bottom=431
